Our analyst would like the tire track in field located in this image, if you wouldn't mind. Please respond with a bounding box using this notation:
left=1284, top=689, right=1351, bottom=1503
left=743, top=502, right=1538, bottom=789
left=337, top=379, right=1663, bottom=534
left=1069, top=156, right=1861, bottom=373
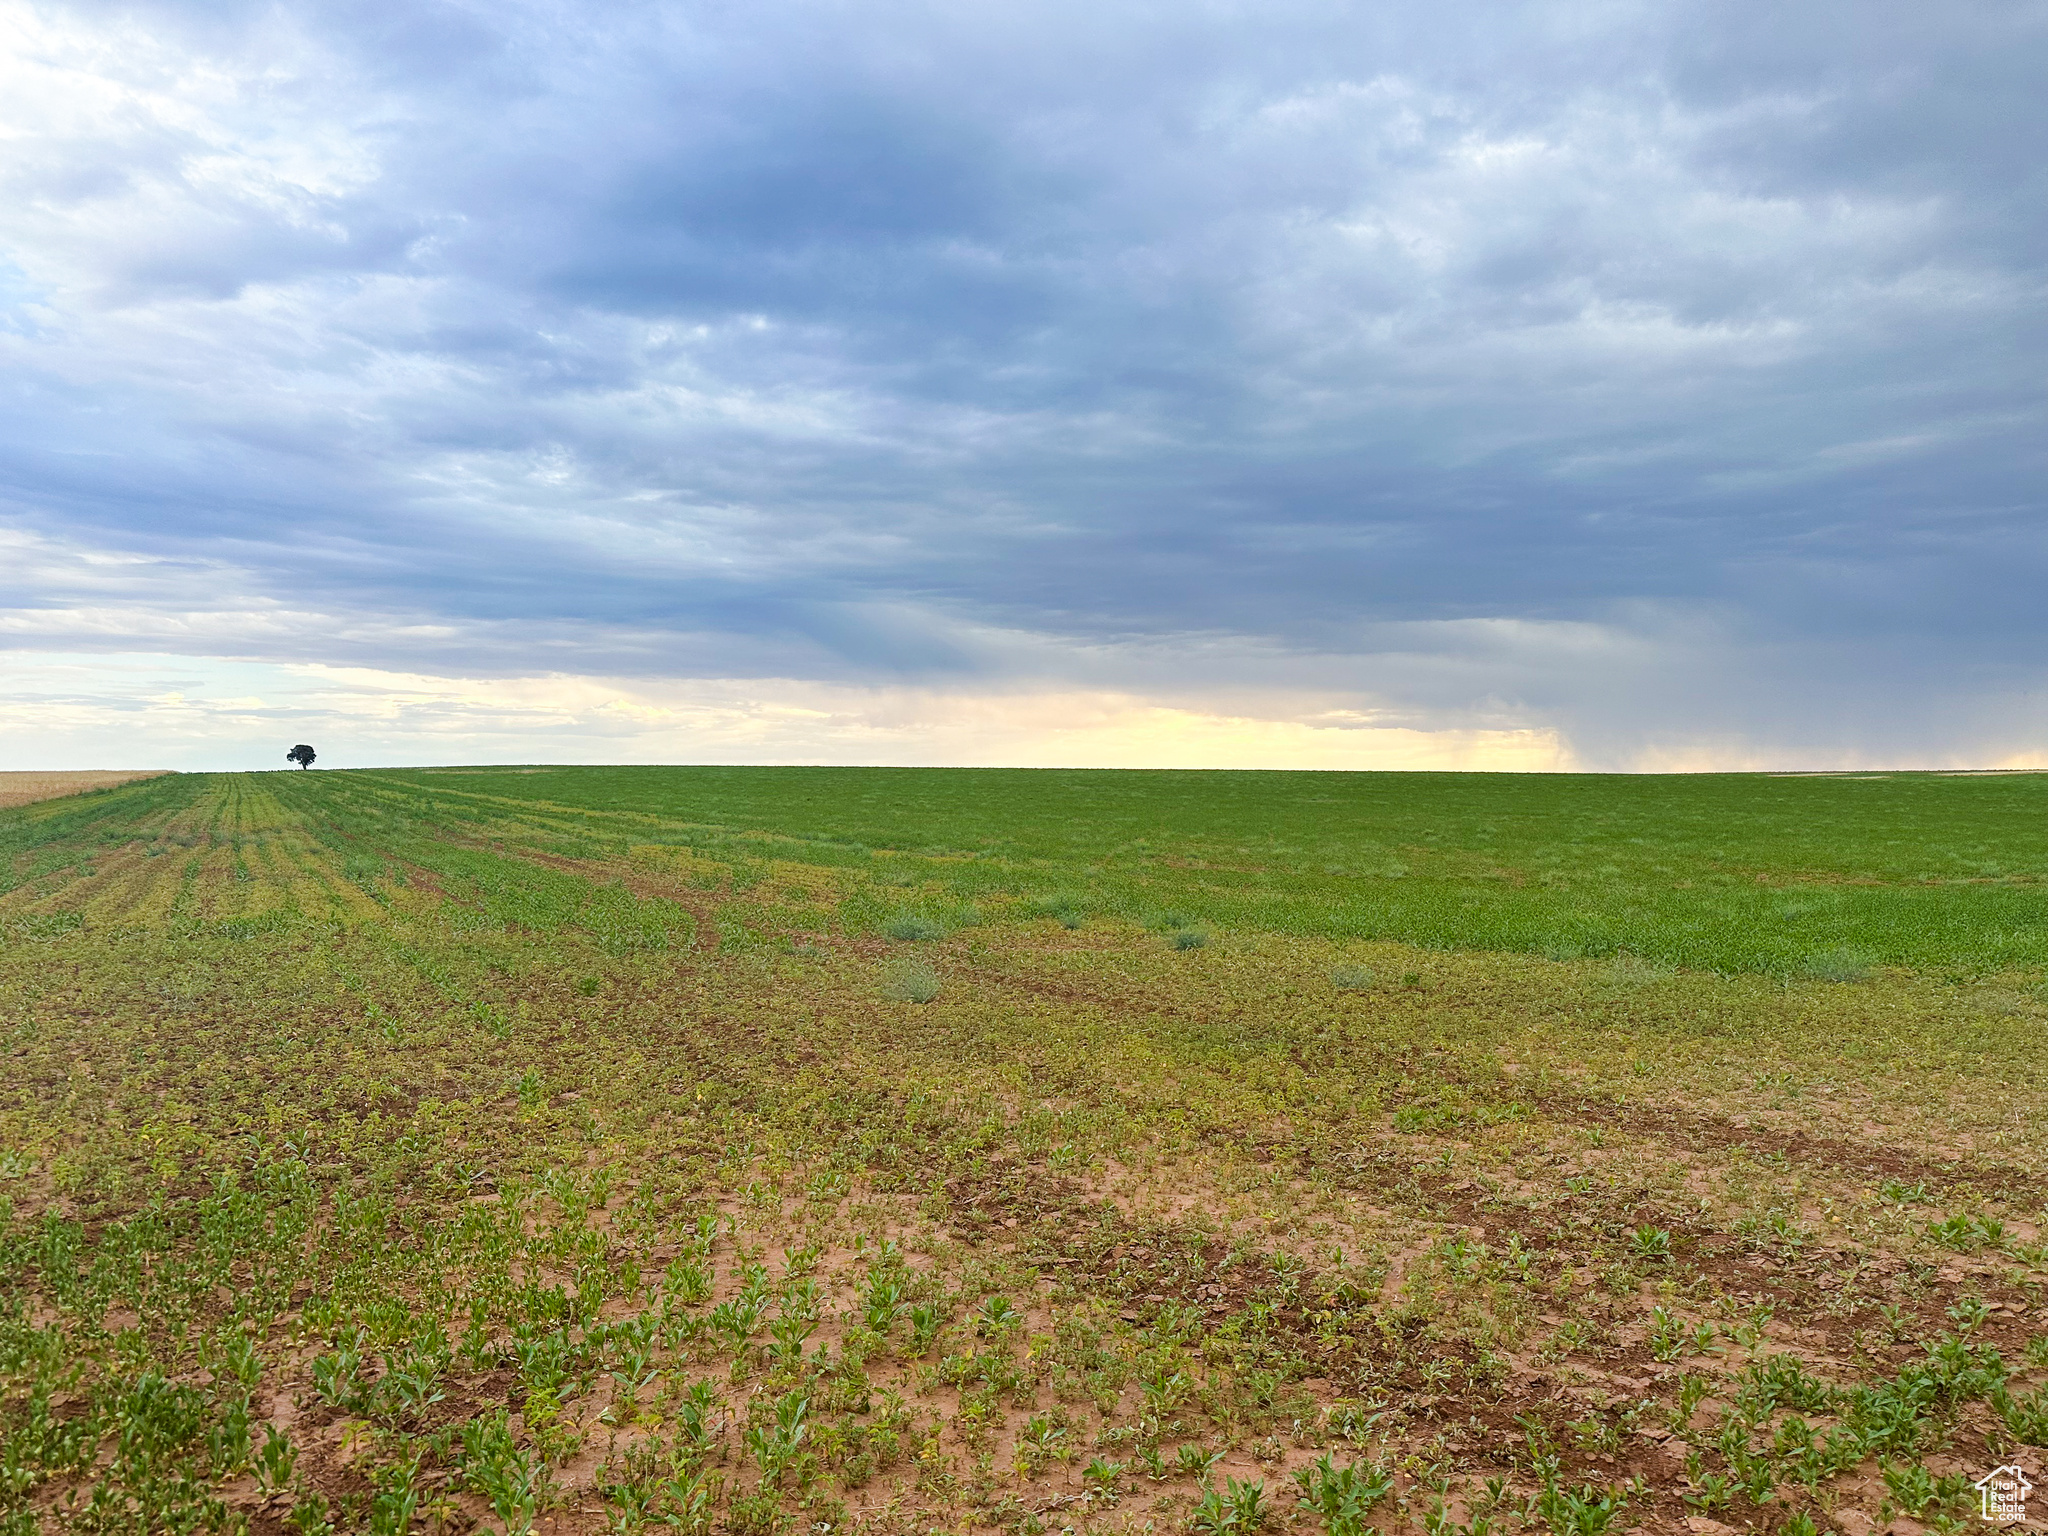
left=948, top=948, right=2044, bottom=1209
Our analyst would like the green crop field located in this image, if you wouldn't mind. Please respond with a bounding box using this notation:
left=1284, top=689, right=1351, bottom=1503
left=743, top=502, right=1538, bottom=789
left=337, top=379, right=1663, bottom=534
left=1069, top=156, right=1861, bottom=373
left=370, top=764, right=2048, bottom=977
left=1, top=767, right=2045, bottom=1536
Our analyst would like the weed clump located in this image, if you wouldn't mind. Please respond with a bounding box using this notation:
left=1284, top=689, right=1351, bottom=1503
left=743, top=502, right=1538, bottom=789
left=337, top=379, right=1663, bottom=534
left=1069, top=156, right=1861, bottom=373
left=1191, top=1477, right=1266, bottom=1535
left=1603, top=953, right=1671, bottom=986
left=881, top=958, right=942, bottom=1003
left=1629, top=1225, right=1673, bottom=1260
left=884, top=913, right=947, bottom=942
left=1795, top=948, right=1875, bottom=983
left=1023, top=893, right=1089, bottom=929
left=1169, top=928, right=1209, bottom=951
left=1329, top=965, right=1374, bottom=991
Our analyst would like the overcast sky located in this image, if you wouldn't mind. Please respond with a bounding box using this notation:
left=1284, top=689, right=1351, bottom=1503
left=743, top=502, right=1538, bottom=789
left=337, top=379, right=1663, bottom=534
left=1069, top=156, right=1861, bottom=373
left=1, top=0, right=2043, bottom=771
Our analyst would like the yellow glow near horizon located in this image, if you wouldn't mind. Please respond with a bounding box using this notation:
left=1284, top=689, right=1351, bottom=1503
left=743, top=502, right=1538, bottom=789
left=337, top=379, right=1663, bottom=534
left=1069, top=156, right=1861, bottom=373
left=278, top=666, right=1574, bottom=770
left=0, top=652, right=1573, bottom=771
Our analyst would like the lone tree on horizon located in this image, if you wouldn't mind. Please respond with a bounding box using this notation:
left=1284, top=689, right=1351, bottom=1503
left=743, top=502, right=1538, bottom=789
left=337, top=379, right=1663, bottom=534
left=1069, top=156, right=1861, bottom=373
left=286, top=744, right=316, bottom=769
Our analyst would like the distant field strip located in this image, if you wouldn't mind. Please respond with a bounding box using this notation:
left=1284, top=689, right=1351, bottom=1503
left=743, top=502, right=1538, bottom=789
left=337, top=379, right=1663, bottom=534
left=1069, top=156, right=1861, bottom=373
left=0, top=769, right=169, bottom=809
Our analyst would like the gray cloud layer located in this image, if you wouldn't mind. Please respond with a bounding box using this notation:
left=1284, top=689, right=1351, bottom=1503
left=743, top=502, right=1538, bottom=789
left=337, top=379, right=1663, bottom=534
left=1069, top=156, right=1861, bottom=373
left=2, top=0, right=2044, bottom=764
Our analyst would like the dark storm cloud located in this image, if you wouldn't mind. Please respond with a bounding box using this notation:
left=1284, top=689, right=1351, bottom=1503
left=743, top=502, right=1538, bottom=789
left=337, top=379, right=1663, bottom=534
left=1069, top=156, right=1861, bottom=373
left=0, top=0, right=2043, bottom=762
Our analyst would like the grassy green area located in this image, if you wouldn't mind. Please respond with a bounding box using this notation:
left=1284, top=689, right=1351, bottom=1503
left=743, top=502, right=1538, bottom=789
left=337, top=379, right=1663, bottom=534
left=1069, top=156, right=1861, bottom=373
left=372, top=765, right=2048, bottom=976
left=0, top=767, right=2044, bottom=1536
